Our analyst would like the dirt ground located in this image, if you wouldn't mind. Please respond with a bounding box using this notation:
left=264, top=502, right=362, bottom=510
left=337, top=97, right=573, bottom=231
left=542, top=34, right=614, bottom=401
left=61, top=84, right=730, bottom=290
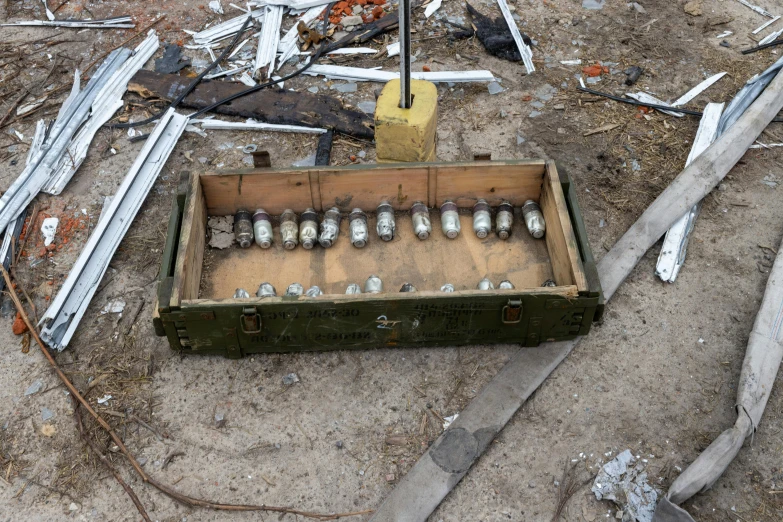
left=1, top=0, right=782, bottom=520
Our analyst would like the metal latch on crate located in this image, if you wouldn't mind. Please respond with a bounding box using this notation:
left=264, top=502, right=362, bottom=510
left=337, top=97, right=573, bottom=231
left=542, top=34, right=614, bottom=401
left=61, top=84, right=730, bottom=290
left=241, top=307, right=262, bottom=333
left=502, top=299, right=523, bottom=324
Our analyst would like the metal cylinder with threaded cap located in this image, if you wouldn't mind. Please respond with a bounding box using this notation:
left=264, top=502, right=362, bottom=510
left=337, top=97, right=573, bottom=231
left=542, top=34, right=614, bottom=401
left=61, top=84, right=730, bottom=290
left=234, top=210, right=254, bottom=248
left=376, top=202, right=396, bottom=241
left=279, top=209, right=299, bottom=250
left=256, top=282, right=276, bottom=297
left=364, top=275, right=383, bottom=294
left=285, top=283, right=304, bottom=296
left=349, top=208, right=369, bottom=248
left=440, top=200, right=460, bottom=239
left=299, top=208, right=318, bottom=250
left=496, top=201, right=514, bottom=239
left=410, top=202, right=431, bottom=240
left=477, top=278, right=494, bottom=290
left=472, top=199, right=491, bottom=238
left=252, top=209, right=273, bottom=249
left=319, top=207, right=341, bottom=248
left=522, top=200, right=546, bottom=239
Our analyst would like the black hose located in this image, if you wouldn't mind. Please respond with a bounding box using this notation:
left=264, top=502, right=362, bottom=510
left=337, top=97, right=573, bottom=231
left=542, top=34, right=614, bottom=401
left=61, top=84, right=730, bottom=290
left=109, top=15, right=254, bottom=129
left=577, top=86, right=704, bottom=116
left=741, top=38, right=783, bottom=55
left=578, top=86, right=783, bottom=123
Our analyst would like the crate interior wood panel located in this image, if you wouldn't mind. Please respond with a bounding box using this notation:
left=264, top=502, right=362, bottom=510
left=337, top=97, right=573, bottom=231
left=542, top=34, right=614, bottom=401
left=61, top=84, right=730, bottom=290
left=317, top=167, right=429, bottom=211
left=198, top=213, right=556, bottom=299
left=201, top=169, right=314, bottom=215
left=434, top=162, right=546, bottom=207
left=171, top=174, right=207, bottom=306
left=199, top=161, right=547, bottom=216
left=540, top=163, right=589, bottom=292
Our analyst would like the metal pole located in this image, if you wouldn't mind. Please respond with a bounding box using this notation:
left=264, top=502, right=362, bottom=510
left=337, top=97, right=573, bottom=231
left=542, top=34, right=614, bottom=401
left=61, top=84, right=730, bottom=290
left=399, top=0, right=412, bottom=109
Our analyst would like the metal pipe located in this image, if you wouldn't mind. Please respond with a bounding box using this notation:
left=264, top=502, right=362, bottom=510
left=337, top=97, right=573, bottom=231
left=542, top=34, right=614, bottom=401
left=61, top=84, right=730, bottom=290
left=399, top=0, right=412, bottom=109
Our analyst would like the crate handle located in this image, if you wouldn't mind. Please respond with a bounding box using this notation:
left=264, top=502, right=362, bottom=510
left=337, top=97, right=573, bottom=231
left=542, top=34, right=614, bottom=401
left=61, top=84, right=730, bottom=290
left=501, top=299, right=523, bottom=324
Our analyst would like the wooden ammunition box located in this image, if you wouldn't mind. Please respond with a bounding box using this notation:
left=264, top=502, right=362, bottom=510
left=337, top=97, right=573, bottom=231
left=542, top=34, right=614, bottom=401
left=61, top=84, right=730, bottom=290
left=154, top=160, right=603, bottom=358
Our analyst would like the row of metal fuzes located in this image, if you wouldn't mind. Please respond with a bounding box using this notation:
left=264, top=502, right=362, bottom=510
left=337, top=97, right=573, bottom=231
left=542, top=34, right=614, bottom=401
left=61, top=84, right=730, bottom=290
left=230, top=199, right=548, bottom=250
left=231, top=275, right=558, bottom=299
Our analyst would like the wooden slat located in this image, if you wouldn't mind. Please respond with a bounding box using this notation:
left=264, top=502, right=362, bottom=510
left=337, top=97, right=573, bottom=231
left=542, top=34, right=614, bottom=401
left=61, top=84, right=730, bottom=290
left=170, top=174, right=207, bottom=306
left=201, top=169, right=314, bottom=215
left=540, top=162, right=588, bottom=291
left=427, top=165, right=437, bottom=207
left=434, top=162, right=546, bottom=207
left=318, top=167, right=429, bottom=211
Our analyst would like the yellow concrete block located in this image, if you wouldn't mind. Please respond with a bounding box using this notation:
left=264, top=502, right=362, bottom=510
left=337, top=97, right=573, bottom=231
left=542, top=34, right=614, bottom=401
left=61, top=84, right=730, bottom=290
left=375, top=79, right=438, bottom=163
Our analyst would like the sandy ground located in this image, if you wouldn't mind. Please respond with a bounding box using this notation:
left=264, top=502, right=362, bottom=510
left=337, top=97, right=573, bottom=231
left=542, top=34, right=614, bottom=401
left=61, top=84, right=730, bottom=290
left=1, top=0, right=783, bottom=521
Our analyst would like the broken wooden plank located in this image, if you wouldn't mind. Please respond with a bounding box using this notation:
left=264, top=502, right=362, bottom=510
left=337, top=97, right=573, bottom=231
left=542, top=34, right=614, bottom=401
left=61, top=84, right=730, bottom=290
left=583, top=123, right=620, bottom=136
left=128, top=70, right=374, bottom=139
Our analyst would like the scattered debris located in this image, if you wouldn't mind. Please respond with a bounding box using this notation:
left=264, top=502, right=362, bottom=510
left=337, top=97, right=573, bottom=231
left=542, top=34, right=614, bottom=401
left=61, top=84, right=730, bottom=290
left=496, top=0, right=535, bottom=73
left=761, top=174, right=780, bottom=188
left=97, top=395, right=113, bottom=404
left=683, top=1, right=702, bottom=16
left=592, top=450, right=658, bottom=522
left=25, top=379, right=44, bottom=396
left=624, top=66, right=643, bottom=85
left=716, top=30, right=733, bottom=38
left=560, top=59, right=582, bottom=66
left=155, top=43, right=191, bottom=74
left=583, top=123, right=620, bottom=137
left=215, top=412, right=226, bottom=428
left=582, top=0, right=605, bottom=10
left=101, top=298, right=127, bottom=315
left=442, top=414, right=458, bottom=429
left=282, top=373, right=300, bottom=385
left=129, top=70, right=374, bottom=138
left=41, top=407, right=55, bottom=421
left=0, top=16, right=135, bottom=29
left=209, top=0, right=224, bottom=14
left=424, top=0, right=442, bottom=18
left=41, top=217, right=58, bottom=247
left=457, top=4, right=533, bottom=64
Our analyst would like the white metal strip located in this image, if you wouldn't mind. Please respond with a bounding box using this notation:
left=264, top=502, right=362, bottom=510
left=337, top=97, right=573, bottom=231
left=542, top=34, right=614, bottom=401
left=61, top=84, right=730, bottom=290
left=625, top=92, right=685, bottom=117
left=496, top=0, right=534, bottom=74
left=304, top=64, right=496, bottom=83
left=39, top=110, right=188, bottom=351
left=760, top=27, right=783, bottom=45
left=655, top=102, right=724, bottom=283
left=255, top=5, right=284, bottom=77
left=752, top=15, right=780, bottom=34
left=736, top=0, right=774, bottom=18
left=671, top=72, right=727, bottom=107
left=43, top=32, right=160, bottom=195
left=198, top=118, right=327, bottom=133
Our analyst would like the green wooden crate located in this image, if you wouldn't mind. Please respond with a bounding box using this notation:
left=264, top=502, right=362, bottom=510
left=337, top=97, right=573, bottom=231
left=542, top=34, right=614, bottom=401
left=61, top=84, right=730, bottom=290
left=154, top=160, right=603, bottom=358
